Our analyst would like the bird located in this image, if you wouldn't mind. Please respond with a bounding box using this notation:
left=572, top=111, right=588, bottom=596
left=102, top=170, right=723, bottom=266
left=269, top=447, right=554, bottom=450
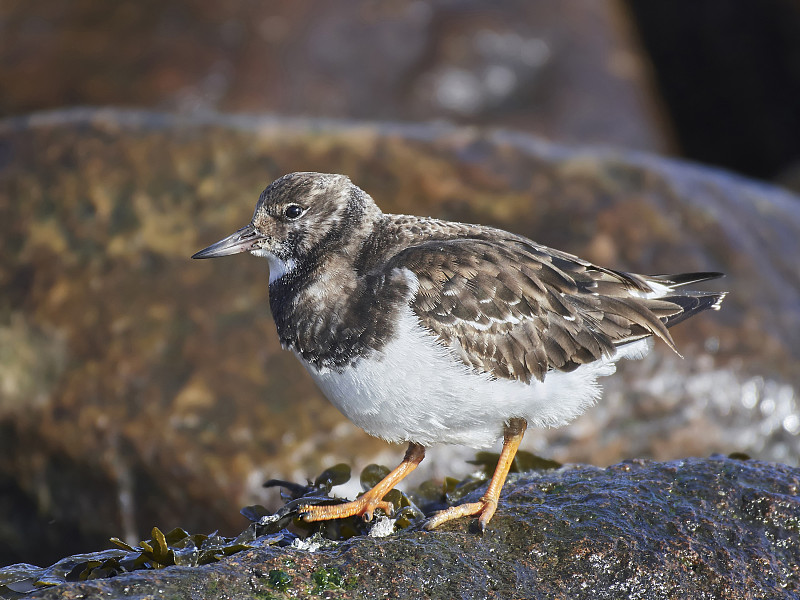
left=192, top=171, right=726, bottom=531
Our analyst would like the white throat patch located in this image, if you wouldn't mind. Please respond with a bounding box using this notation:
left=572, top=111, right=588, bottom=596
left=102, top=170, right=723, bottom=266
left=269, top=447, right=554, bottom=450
left=251, top=248, right=297, bottom=283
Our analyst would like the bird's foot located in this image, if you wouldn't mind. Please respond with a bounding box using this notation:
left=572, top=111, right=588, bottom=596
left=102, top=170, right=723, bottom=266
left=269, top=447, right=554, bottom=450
left=300, top=442, right=426, bottom=524
left=299, top=490, right=395, bottom=523
left=425, top=496, right=498, bottom=531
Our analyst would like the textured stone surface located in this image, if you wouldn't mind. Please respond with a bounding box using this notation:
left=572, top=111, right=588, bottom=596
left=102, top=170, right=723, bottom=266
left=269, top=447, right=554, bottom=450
left=11, top=456, right=800, bottom=599
left=0, top=0, right=667, bottom=152
left=1, top=109, right=798, bottom=566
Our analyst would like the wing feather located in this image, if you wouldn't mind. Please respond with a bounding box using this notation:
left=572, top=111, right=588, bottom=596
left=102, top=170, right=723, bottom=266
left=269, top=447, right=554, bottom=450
left=376, top=232, right=718, bottom=384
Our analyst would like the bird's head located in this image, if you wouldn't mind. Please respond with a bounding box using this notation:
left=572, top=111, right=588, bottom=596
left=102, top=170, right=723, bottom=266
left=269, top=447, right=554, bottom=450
left=192, top=172, right=380, bottom=281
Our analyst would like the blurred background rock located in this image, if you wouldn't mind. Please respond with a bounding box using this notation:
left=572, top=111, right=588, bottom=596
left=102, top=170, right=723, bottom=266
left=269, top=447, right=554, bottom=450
left=1, top=0, right=799, bottom=567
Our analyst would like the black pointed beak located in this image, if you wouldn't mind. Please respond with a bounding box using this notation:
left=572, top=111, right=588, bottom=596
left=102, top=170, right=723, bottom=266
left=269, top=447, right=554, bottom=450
left=192, top=224, right=262, bottom=259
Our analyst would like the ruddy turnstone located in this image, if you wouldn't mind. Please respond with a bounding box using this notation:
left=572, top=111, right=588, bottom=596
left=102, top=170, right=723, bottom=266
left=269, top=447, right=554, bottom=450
left=192, top=172, right=726, bottom=531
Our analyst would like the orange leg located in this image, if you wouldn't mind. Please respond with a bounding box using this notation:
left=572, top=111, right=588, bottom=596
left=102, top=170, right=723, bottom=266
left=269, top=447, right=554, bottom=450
left=426, top=418, right=527, bottom=531
left=299, top=442, right=425, bottom=523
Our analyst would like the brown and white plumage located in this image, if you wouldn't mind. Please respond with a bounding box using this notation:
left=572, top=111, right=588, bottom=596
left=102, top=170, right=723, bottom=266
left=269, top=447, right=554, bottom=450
left=377, top=223, right=722, bottom=384
left=193, top=171, right=726, bottom=529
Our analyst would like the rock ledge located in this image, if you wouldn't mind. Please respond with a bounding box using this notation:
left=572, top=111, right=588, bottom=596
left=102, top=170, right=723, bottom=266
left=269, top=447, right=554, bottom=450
left=6, top=456, right=798, bottom=600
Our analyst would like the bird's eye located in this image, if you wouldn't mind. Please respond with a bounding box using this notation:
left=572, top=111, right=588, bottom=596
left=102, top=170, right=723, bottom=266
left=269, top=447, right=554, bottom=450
left=284, top=204, right=304, bottom=220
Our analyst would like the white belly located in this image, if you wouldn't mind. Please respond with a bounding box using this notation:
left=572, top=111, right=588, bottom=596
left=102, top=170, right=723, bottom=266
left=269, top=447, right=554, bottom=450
left=300, top=305, right=651, bottom=448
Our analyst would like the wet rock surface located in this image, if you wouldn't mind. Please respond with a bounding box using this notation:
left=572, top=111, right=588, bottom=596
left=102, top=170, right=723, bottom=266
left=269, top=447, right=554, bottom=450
left=1, top=109, right=798, bottom=566
left=4, top=456, right=799, bottom=599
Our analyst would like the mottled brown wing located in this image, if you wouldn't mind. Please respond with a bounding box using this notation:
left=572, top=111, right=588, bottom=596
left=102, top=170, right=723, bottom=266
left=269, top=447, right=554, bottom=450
left=383, top=237, right=682, bottom=384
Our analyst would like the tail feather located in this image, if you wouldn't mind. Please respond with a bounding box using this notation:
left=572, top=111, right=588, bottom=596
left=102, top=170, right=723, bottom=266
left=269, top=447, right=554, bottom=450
left=649, top=272, right=724, bottom=289
left=659, top=292, right=727, bottom=330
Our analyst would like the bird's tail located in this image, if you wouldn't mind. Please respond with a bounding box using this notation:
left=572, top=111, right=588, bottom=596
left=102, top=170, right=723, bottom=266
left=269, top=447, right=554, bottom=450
left=649, top=271, right=724, bottom=289
left=650, top=272, right=726, bottom=329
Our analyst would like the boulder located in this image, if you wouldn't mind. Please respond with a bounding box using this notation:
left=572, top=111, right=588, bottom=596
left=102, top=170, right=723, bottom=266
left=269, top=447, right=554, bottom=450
left=3, top=456, right=798, bottom=599
left=0, top=109, right=797, bottom=565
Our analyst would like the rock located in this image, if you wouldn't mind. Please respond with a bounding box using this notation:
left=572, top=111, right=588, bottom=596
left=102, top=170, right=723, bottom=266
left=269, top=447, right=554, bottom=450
left=0, top=109, right=798, bottom=566
left=0, top=1, right=667, bottom=152
left=4, top=456, right=799, bottom=599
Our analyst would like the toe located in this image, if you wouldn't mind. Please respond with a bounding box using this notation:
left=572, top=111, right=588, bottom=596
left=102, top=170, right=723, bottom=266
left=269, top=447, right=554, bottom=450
left=378, top=500, right=395, bottom=517
left=477, top=499, right=498, bottom=531
left=425, top=501, right=485, bottom=530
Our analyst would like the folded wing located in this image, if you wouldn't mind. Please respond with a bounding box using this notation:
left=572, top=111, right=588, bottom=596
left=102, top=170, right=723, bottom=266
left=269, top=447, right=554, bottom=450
left=382, top=236, right=723, bottom=384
